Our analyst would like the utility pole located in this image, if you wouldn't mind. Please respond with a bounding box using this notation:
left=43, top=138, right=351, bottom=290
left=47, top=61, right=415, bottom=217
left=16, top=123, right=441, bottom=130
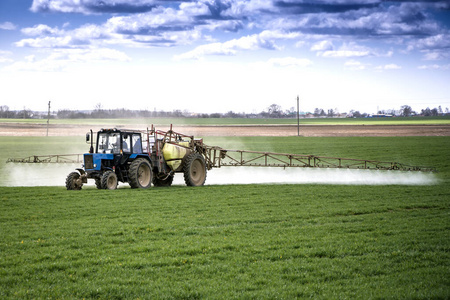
left=46, top=101, right=51, bottom=137
left=297, top=95, right=300, bottom=136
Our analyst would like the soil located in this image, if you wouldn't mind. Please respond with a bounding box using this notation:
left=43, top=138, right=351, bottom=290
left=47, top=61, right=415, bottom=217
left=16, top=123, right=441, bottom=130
left=0, top=122, right=449, bottom=137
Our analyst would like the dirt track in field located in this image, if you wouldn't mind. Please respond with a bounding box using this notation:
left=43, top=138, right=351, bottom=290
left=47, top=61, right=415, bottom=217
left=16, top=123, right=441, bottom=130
left=0, top=122, right=449, bottom=137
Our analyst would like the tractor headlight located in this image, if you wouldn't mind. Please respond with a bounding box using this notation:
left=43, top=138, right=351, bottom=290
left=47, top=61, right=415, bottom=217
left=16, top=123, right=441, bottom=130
left=93, top=164, right=97, bottom=168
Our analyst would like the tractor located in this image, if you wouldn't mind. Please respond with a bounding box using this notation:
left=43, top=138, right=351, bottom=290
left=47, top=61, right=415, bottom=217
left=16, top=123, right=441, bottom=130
left=65, top=126, right=208, bottom=190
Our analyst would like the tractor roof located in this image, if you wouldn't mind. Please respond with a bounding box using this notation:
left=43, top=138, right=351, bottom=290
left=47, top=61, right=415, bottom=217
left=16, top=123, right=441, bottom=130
left=99, top=128, right=144, bottom=134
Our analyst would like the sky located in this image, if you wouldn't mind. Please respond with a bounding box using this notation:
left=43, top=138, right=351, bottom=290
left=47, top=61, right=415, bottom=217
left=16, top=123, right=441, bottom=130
left=0, top=0, right=449, bottom=115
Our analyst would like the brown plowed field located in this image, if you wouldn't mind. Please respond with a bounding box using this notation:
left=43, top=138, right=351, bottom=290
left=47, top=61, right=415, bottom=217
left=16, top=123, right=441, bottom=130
left=1, top=122, right=449, bottom=137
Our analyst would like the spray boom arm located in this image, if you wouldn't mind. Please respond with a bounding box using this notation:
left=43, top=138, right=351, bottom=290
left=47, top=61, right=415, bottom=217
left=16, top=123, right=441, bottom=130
left=196, top=144, right=435, bottom=172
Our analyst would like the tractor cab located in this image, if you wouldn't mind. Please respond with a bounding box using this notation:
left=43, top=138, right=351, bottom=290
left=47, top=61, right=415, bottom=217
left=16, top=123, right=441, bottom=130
left=83, top=129, right=146, bottom=173
left=96, top=129, right=143, bottom=154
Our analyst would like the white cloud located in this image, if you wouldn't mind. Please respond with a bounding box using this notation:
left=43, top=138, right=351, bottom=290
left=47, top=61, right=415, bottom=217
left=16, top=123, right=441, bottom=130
left=106, top=7, right=192, bottom=33
left=375, top=64, right=402, bottom=71
left=30, top=0, right=157, bottom=14
left=310, top=40, right=333, bottom=52
left=0, top=57, right=13, bottom=63
left=31, top=0, right=85, bottom=14
left=57, top=48, right=131, bottom=62
left=314, top=42, right=386, bottom=58
left=174, top=32, right=281, bottom=60
left=422, top=49, right=450, bottom=60
left=407, top=34, right=450, bottom=61
left=0, top=51, right=14, bottom=63
left=16, top=36, right=74, bottom=48
left=25, top=55, right=35, bottom=62
left=344, top=60, right=367, bottom=71
left=174, top=30, right=302, bottom=60
left=0, top=22, right=16, bottom=30
left=414, top=34, right=450, bottom=50
left=262, top=1, right=442, bottom=40
left=21, top=24, right=62, bottom=36
left=4, top=57, right=66, bottom=72
left=321, top=49, right=370, bottom=58
left=267, top=57, right=312, bottom=68
left=103, top=7, right=205, bottom=46
left=179, top=1, right=210, bottom=16
left=200, top=19, right=244, bottom=32
left=4, top=48, right=130, bottom=72
left=418, top=64, right=450, bottom=70
left=17, top=24, right=100, bottom=50
left=375, top=64, right=402, bottom=72
left=17, top=8, right=205, bottom=49
left=17, top=23, right=120, bottom=48
left=258, top=30, right=301, bottom=40
left=174, top=42, right=237, bottom=60
left=407, top=33, right=450, bottom=61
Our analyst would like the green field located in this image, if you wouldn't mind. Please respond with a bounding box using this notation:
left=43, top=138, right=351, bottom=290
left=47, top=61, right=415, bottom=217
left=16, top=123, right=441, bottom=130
left=1, top=115, right=450, bottom=126
left=1, top=135, right=449, bottom=298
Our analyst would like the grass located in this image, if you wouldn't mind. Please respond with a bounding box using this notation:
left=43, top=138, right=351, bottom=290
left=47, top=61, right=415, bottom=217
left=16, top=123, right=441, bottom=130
left=1, top=184, right=449, bottom=299
left=1, top=115, right=450, bottom=126
left=0, top=135, right=449, bottom=298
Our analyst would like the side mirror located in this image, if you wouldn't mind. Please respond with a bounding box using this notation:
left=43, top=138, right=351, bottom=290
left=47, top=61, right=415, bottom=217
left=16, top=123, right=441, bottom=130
left=86, top=133, right=90, bottom=142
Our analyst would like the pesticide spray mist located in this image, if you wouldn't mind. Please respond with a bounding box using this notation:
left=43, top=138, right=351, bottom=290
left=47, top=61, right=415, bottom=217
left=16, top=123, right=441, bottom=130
left=2, top=164, right=79, bottom=187
left=2, top=164, right=438, bottom=187
left=173, top=167, right=437, bottom=186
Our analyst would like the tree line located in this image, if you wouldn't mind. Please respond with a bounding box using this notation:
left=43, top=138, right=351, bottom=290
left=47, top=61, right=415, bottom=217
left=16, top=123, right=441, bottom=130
left=0, top=103, right=448, bottom=119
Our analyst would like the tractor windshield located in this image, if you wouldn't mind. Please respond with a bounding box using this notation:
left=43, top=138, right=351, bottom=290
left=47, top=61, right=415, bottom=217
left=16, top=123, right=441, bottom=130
left=97, top=132, right=121, bottom=154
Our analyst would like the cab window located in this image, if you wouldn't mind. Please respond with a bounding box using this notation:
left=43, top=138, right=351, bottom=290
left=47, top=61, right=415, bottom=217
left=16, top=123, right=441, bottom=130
left=122, top=134, right=131, bottom=153
left=132, top=134, right=142, bottom=153
left=98, top=132, right=120, bottom=154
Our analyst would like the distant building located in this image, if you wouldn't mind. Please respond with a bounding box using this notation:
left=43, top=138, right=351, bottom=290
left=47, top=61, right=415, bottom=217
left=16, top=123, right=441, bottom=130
left=368, top=114, right=393, bottom=118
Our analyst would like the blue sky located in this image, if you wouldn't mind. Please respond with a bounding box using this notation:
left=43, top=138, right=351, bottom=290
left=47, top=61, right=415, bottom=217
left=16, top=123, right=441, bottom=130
left=0, top=0, right=449, bottom=114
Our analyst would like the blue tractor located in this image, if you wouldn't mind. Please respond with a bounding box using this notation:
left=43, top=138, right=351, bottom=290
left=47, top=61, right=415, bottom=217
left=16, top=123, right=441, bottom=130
left=65, top=127, right=208, bottom=190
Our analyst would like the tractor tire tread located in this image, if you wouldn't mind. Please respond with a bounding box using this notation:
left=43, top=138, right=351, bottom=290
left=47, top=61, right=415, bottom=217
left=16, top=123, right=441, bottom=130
left=183, top=153, right=207, bottom=186
left=66, top=171, right=82, bottom=190
left=129, top=158, right=152, bottom=189
left=101, top=170, right=118, bottom=190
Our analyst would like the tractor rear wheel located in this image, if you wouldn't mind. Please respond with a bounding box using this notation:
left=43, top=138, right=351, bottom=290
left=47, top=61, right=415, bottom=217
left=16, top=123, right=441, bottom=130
left=101, top=171, right=118, bottom=190
left=66, top=172, right=83, bottom=190
left=183, top=153, right=207, bottom=186
left=129, top=158, right=152, bottom=189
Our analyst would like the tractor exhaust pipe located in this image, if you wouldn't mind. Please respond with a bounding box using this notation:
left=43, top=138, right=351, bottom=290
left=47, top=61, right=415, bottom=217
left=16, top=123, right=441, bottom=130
left=88, top=129, right=94, bottom=153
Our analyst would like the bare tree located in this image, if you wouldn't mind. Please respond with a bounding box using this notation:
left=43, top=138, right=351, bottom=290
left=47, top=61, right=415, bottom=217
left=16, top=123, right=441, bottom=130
left=400, top=105, right=413, bottom=117
left=0, top=105, right=10, bottom=118
left=267, top=104, right=283, bottom=118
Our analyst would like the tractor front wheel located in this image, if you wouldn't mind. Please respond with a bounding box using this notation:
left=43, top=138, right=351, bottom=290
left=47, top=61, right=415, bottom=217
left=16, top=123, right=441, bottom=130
left=95, top=178, right=102, bottom=189
left=129, top=158, right=152, bottom=189
left=183, top=153, right=207, bottom=186
left=101, top=171, right=118, bottom=190
left=66, top=172, right=83, bottom=190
